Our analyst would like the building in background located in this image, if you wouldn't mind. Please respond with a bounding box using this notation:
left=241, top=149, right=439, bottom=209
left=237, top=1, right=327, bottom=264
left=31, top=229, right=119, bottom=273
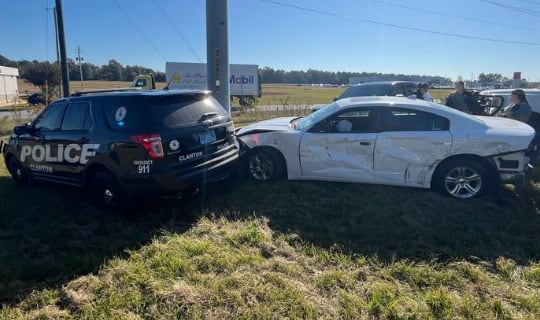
left=0, top=66, right=19, bottom=104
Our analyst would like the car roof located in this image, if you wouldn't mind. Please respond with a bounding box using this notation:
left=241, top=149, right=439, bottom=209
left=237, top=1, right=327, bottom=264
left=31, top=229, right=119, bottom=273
left=71, top=89, right=209, bottom=97
left=480, top=88, right=540, bottom=96
left=336, top=96, right=429, bottom=107
left=54, top=89, right=211, bottom=103
left=334, top=96, right=484, bottom=125
left=350, top=81, right=417, bottom=87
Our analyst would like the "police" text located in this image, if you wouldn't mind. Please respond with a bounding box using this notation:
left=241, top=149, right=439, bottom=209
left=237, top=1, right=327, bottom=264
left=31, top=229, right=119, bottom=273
left=20, top=144, right=100, bottom=165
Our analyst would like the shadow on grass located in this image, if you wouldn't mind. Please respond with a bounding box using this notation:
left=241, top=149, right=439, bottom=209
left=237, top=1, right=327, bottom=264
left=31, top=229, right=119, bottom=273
left=0, top=177, right=200, bottom=304
left=197, top=172, right=540, bottom=265
left=1, top=169, right=540, bottom=304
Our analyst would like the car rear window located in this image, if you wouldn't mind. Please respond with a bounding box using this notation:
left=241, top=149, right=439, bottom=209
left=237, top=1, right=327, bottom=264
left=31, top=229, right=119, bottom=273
left=103, top=94, right=227, bottom=131
left=338, top=85, right=393, bottom=99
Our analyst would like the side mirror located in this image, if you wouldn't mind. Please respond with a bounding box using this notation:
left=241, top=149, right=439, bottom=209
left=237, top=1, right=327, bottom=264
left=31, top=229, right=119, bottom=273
left=13, top=124, right=30, bottom=136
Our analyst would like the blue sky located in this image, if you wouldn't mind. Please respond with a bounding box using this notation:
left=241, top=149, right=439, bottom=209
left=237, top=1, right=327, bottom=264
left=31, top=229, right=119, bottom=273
left=2, top=0, right=540, bottom=82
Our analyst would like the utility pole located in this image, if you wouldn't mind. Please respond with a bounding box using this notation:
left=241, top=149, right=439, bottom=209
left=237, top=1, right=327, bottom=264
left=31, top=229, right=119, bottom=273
left=206, top=0, right=230, bottom=113
left=76, top=46, right=84, bottom=90
left=55, top=0, right=70, bottom=97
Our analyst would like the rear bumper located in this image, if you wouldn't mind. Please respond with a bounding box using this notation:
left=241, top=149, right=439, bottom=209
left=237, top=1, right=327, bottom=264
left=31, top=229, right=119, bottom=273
left=120, top=149, right=239, bottom=197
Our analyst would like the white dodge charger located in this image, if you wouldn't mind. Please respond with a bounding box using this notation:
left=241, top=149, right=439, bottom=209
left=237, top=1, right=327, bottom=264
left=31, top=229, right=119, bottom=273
left=236, top=96, right=535, bottom=199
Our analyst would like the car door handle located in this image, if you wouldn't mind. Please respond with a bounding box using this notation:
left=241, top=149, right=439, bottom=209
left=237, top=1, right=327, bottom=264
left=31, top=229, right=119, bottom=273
left=359, top=141, right=372, bottom=146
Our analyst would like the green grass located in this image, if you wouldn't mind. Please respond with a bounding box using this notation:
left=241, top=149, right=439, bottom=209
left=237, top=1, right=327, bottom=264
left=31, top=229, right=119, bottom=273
left=0, top=85, right=539, bottom=319
left=1, top=154, right=540, bottom=318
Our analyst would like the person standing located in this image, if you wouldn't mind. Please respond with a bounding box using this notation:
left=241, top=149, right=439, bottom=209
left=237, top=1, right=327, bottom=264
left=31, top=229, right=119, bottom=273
left=419, top=83, right=433, bottom=101
left=446, top=81, right=476, bottom=113
left=412, top=83, right=433, bottom=101
left=498, top=89, right=532, bottom=123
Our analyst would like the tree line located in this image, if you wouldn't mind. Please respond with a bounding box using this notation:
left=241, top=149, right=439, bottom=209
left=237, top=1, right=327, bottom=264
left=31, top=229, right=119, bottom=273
left=1, top=54, right=529, bottom=93
left=2, top=55, right=449, bottom=88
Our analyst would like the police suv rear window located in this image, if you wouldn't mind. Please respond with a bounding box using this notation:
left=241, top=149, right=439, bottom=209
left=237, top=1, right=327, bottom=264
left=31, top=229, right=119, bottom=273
left=104, top=94, right=227, bottom=131
left=143, top=95, right=227, bottom=128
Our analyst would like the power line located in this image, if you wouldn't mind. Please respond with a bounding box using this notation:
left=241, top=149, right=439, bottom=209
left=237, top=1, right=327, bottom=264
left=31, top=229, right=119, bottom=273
left=368, top=0, right=536, bottom=31
left=515, top=0, right=540, bottom=5
left=479, top=0, right=540, bottom=17
left=111, top=0, right=167, bottom=62
left=150, top=0, right=203, bottom=62
left=260, top=0, right=540, bottom=46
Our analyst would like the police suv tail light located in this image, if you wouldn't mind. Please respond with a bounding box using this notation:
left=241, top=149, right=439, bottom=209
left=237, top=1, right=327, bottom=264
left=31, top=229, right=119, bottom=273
left=131, top=134, right=164, bottom=159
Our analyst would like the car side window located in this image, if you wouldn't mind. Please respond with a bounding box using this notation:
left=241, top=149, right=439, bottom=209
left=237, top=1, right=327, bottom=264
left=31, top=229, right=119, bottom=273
left=382, top=108, right=449, bottom=131
left=61, top=102, right=92, bottom=131
left=33, top=103, right=65, bottom=132
left=314, top=108, right=377, bottom=133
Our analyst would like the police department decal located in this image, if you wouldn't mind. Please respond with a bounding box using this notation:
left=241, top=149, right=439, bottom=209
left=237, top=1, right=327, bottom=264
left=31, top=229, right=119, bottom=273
left=179, top=151, right=203, bottom=162
left=115, top=106, right=127, bottom=122
left=133, top=160, right=152, bottom=174
left=169, top=139, right=180, bottom=151
left=20, top=144, right=100, bottom=165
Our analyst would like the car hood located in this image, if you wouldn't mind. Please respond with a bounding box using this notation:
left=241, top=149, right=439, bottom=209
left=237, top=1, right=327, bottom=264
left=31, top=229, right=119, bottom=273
left=236, top=117, right=299, bottom=136
left=476, top=116, right=535, bottom=136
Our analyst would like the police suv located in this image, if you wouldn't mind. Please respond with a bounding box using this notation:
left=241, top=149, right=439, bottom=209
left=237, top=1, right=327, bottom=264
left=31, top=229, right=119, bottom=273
left=2, top=89, right=239, bottom=207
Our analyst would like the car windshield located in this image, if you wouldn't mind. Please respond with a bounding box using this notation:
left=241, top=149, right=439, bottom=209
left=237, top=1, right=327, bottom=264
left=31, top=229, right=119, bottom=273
left=295, top=103, right=340, bottom=131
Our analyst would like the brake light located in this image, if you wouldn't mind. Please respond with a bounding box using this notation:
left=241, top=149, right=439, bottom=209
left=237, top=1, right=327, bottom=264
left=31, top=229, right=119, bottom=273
left=131, top=134, right=164, bottom=159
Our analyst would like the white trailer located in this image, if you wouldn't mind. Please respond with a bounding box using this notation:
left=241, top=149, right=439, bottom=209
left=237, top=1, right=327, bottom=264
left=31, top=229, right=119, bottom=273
left=0, top=66, right=19, bottom=104
left=165, top=62, right=260, bottom=106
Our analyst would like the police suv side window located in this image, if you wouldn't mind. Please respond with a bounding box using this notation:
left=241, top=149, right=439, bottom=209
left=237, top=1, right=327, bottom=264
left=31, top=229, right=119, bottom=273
left=33, top=103, right=65, bottom=132
left=61, top=102, right=91, bottom=131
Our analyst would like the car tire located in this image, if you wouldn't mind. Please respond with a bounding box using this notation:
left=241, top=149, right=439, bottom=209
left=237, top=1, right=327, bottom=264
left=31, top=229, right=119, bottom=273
left=7, top=156, right=30, bottom=186
left=435, top=159, right=487, bottom=199
left=91, top=171, right=126, bottom=209
left=246, top=148, right=285, bottom=182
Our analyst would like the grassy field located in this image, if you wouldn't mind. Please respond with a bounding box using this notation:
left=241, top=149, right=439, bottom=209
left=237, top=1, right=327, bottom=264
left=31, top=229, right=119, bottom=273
left=16, top=79, right=452, bottom=106
left=1, top=85, right=539, bottom=319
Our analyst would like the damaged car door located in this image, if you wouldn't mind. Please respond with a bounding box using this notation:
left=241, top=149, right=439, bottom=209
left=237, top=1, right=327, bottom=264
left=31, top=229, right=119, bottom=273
left=299, top=107, right=379, bottom=182
left=373, top=108, right=452, bottom=186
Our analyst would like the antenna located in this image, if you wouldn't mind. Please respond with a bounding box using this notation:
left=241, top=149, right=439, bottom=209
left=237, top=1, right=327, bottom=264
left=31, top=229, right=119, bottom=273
left=76, top=46, right=84, bottom=90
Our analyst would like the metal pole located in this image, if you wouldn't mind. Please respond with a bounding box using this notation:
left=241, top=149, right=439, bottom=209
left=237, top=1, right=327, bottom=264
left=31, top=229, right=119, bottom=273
left=206, top=0, right=230, bottom=113
left=55, top=0, right=70, bottom=97
left=77, top=46, right=84, bottom=90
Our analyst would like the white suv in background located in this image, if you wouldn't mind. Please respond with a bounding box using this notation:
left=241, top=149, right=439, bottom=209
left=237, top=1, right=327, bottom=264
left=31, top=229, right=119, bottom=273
left=480, top=88, right=540, bottom=130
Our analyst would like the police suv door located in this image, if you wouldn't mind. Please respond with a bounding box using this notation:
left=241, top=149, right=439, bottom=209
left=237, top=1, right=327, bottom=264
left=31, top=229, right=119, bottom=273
left=43, top=101, right=95, bottom=185
left=17, top=102, right=65, bottom=181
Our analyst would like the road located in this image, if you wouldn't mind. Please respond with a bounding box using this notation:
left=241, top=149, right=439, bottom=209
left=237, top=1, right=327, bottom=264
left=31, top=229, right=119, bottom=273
left=234, top=104, right=324, bottom=112
left=0, top=108, right=35, bottom=122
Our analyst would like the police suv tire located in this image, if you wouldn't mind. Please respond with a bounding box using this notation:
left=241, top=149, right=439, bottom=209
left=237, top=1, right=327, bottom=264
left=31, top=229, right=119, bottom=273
left=434, top=159, right=487, bottom=199
left=7, top=157, right=30, bottom=186
left=246, top=148, right=285, bottom=182
left=91, top=172, right=125, bottom=209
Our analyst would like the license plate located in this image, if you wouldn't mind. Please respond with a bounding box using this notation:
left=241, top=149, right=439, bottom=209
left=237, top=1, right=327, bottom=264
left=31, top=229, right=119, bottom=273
left=199, top=130, right=216, bottom=144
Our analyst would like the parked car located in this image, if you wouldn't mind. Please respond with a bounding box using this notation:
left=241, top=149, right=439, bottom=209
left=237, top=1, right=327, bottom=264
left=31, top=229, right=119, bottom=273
left=2, top=89, right=239, bottom=208
left=236, top=96, right=535, bottom=199
left=312, top=81, right=418, bottom=112
left=27, top=93, right=46, bottom=105
left=335, top=81, right=418, bottom=100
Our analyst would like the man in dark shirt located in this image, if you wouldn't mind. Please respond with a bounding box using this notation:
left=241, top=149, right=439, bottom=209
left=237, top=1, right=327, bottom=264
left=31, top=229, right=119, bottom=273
left=446, top=81, right=478, bottom=113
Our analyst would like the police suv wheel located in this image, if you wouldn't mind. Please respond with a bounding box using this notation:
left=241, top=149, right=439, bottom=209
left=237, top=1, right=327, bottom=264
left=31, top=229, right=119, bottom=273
left=7, top=157, right=30, bottom=186
left=91, top=172, right=125, bottom=208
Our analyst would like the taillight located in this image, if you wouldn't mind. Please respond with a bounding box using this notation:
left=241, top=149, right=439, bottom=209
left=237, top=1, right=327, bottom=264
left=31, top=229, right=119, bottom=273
left=131, top=134, right=164, bottom=159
